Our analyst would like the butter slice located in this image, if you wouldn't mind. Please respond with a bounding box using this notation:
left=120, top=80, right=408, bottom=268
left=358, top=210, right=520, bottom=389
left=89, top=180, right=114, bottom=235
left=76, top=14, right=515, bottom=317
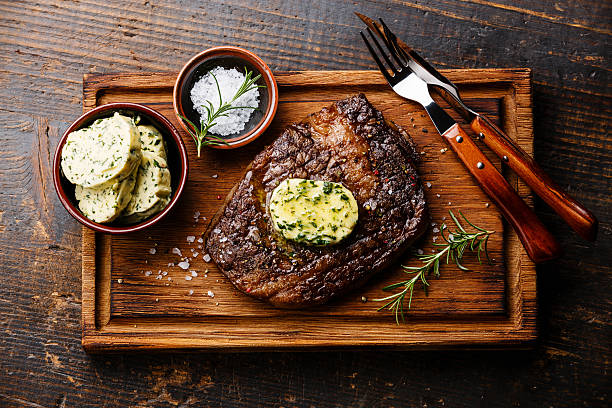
left=74, top=171, right=137, bottom=223
left=61, top=112, right=141, bottom=188
left=138, top=125, right=167, bottom=160
left=121, top=153, right=172, bottom=224
left=269, top=179, right=359, bottom=246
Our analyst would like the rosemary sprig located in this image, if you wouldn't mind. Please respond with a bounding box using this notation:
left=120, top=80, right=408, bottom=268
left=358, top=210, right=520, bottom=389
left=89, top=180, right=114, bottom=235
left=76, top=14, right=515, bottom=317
left=375, top=210, right=495, bottom=324
left=179, top=67, right=266, bottom=156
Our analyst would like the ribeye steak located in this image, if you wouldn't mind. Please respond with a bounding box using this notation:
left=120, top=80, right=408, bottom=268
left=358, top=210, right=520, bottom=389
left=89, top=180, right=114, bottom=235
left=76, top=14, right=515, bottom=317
left=206, top=94, right=428, bottom=308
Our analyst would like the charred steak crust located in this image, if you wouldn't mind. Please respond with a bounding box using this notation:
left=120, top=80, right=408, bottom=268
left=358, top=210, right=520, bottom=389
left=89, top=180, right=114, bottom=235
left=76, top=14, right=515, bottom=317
left=206, top=94, right=428, bottom=308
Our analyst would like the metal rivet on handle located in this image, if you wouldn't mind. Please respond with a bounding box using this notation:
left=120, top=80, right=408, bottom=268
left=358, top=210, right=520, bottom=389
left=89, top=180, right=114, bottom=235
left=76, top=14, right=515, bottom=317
left=476, top=162, right=485, bottom=169
left=456, top=135, right=463, bottom=143
left=503, top=155, right=509, bottom=162
left=479, top=132, right=484, bottom=140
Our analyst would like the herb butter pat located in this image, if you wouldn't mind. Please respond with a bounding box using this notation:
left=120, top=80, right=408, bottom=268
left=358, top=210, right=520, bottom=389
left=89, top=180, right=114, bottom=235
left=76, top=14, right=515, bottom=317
left=269, top=179, right=358, bottom=246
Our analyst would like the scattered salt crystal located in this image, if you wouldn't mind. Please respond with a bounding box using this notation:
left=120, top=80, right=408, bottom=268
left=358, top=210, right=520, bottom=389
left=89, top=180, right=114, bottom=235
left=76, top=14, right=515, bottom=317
left=149, top=248, right=156, bottom=255
left=448, top=233, right=454, bottom=240
left=440, top=148, right=448, bottom=153
left=187, top=235, right=196, bottom=243
left=188, top=289, right=194, bottom=295
left=178, top=261, right=190, bottom=269
left=117, top=279, right=123, bottom=284
left=156, top=275, right=162, bottom=280
left=433, top=227, right=440, bottom=233
left=212, top=174, right=218, bottom=178
left=426, top=182, right=432, bottom=188
left=155, top=298, right=159, bottom=302
left=485, top=203, right=490, bottom=208
left=197, top=245, right=202, bottom=249
left=219, top=237, right=228, bottom=243
left=433, top=236, right=438, bottom=242
left=448, top=202, right=452, bottom=205
left=207, top=290, right=215, bottom=298
left=168, top=262, right=174, bottom=267
left=442, top=216, right=447, bottom=220
left=193, top=252, right=199, bottom=258
left=185, top=276, right=192, bottom=281
left=172, top=248, right=182, bottom=256
left=213, top=228, right=221, bottom=234
left=417, top=249, right=424, bottom=255
left=191, top=271, right=198, bottom=277
left=388, top=189, right=393, bottom=194
left=436, top=194, right=441, bottom=198
left=162, top=271, right=168, bottom=276
left=190, top=248, right=195, bottom=252
left=197, top=237, right=203, bottom=244
left=215, top=302, right=219, bottom=306
left=193, top=211, right=200, bottom=219
left=144, top=271, right=152, bottom=277
left=167, top=277, right=172, bottom=281
left=431, top=222, right=437, bottom=226
left=203, top=254, right=211, bottom=262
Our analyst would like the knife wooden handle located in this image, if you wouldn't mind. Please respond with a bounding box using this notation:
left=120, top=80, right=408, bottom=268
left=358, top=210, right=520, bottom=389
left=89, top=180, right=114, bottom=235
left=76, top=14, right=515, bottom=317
left=442, top=123, right=562, bottom=263
left=471, top=115, right=598, bottom=241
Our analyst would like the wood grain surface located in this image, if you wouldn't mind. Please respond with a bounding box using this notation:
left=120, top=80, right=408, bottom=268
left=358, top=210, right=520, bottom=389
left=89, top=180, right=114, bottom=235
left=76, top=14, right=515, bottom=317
left=81, top=69, right=531, bottom=351
left=0, top=0, right=609, bottom=407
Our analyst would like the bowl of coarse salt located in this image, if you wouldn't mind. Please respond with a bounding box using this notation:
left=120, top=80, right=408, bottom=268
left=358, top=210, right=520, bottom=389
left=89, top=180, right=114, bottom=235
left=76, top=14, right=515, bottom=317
left=173, top=46, right=278, bottom=150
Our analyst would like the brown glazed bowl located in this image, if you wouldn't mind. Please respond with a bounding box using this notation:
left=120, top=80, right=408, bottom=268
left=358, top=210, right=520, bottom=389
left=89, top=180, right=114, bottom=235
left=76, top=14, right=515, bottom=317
left=53, top=103, right=189, bottom=234
left=173, top=46, right=278, bottom=149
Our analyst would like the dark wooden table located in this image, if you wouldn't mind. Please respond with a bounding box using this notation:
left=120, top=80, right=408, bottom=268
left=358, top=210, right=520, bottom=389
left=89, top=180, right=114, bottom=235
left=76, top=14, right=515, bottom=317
left=0, top=1, right=609, bottom=407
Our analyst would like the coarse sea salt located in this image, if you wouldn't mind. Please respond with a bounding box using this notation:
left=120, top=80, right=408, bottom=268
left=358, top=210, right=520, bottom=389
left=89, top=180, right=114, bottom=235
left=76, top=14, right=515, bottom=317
left=190, top=67, right=260, bottom=136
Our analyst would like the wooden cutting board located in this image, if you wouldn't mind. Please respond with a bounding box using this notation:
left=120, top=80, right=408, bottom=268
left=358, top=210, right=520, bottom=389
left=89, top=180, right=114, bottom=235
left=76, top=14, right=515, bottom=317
left=81, top=69, right=536, bottom=352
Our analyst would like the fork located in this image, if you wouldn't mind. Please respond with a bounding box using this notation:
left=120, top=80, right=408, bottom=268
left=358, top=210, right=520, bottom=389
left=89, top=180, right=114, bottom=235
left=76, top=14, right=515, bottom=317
left=360, top=27, right=562, bottom=263
left=357, top=13, right=597, bottom=242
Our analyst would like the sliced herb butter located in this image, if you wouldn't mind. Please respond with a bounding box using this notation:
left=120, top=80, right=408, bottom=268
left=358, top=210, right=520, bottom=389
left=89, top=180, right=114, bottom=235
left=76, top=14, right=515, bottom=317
left=269, top=178, right=359, bottom=246
left=61, top=112, right=141, bottom=188
left=138, top=125, right=167, bottom=160
left=74, top=171, right=137, bottom=223
left=120, top=152, right=172, bottom=224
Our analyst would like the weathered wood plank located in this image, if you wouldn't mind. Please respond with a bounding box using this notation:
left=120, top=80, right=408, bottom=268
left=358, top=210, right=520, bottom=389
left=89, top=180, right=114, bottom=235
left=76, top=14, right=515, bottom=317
left=0, top=0, right=609, bottom=407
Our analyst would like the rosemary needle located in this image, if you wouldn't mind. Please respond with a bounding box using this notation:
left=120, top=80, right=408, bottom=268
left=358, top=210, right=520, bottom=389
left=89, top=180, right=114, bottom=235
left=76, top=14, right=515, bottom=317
left=179, top=67, right=266, bottom=157
left=375, top=209, right=495, bottom=324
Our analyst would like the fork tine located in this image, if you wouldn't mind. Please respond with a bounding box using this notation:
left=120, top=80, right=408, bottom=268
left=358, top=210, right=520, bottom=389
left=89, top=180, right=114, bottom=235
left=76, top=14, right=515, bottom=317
left=379, top=18, right=410, bottom=65
left=365, top=28, right=399, bottom=75
left=372, top=19, right=406, bottom=68
left=360, top=31, right=395, bottom=85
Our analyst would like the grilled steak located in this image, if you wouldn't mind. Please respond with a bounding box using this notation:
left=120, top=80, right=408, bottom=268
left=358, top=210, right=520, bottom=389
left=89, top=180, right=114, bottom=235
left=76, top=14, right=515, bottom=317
left=206, top=94, right=428, bottom=308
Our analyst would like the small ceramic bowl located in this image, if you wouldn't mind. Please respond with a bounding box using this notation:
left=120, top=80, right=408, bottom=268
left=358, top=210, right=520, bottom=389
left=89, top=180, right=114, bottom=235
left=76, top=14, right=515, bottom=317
left=53, top=103, right=189, bottom=234
left=173, top=46, right=278, bottom=149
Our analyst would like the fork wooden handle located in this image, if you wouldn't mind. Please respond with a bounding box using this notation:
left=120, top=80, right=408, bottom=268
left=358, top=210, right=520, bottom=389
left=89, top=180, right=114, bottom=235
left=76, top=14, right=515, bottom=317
left=471, top=115, right=598, bottom=241
left=442, top=124, right=562, bottom=263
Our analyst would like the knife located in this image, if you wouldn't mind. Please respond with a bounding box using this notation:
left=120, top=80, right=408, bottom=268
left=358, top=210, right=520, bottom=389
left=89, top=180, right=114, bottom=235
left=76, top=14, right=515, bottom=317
left=356, top=12, right=598, bottom=242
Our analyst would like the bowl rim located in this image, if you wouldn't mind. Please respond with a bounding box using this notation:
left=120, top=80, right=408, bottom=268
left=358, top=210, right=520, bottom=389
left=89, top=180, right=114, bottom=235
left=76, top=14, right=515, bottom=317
left=53, top=102, right=189, bottom=234
left=173, top=46, right=278, bottom=149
